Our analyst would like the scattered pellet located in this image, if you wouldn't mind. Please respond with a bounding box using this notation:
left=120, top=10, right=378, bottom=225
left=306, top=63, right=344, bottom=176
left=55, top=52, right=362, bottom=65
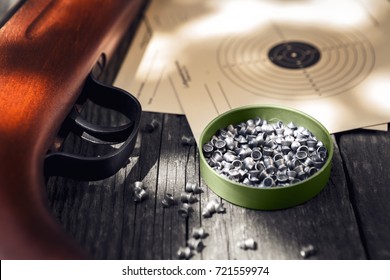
left=178, top=203, right=193, bottom=218
left=185, top=181, right=203, bottom=194
left=237, top=238, right=257, bottom=250
left=144, top=119, right=159, bottom=133
left=191, top=227, right=208, bottom=239
left=161, top=193, right=175, bottom=208
left=202, top=198, right=225, bottom=218
left=133, top=181, right=147, bottom=202
left=180, top=192, right=198, bottom=204
left=187, top=238, right=205, bottom=252
left=177, top=246, right=193, bottom=260
left=181, top=135, right=195, bottom=146
left=300, top=244, right=316, bottom=258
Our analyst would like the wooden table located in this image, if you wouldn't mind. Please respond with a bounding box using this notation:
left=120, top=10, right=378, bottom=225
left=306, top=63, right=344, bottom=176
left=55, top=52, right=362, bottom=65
left=46, top=17, right=390, bottom=260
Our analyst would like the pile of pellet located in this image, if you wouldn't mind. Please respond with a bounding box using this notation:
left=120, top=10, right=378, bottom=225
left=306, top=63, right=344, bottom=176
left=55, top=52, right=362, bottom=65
left=202, top=117, right=328, bottom=187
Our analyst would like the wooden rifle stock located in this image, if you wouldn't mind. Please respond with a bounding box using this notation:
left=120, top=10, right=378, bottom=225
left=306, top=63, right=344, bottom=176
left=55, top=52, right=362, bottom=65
left=0, top=0, right=145, bottom=259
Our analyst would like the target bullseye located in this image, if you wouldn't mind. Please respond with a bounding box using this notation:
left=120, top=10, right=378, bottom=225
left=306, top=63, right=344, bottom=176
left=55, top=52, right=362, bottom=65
left=268, top=41, right=321, bottom=69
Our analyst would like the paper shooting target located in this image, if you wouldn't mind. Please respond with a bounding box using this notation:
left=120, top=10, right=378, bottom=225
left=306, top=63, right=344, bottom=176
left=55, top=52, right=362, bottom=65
left=217, top=25, right=375, bottom=100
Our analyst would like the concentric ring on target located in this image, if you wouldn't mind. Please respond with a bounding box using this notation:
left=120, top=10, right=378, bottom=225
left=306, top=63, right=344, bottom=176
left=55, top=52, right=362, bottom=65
left=268, top=41, right=321, bottom=69
left=217, top=25, right=375, bottom=100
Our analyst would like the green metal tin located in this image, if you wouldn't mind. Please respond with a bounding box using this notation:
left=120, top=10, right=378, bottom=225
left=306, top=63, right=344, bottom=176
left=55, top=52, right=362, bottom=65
left=199, top=105, right=334, bottom=210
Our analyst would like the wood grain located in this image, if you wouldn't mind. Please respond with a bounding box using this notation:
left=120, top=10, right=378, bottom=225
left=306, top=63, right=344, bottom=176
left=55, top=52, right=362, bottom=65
left=48, top=111, right=367, bottom=259
left=339, top=129, right=390, bottom=259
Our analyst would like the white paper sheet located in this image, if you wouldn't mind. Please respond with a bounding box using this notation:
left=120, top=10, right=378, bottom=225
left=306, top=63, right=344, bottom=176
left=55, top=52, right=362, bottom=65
left=115, top=0, right=390, bottom=140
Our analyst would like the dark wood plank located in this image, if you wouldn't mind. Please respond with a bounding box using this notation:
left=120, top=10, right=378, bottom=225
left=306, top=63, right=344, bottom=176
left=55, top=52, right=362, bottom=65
left=197, top=136, right=366, bottom=260
left=47, top=112, right=194, bottom=259
left=48, top=118, right=367, bottom=259
left=120, top=112, right=164, bottom=260
left=151, top=114, right=194, bottom=260
left=339, top=128, right=390, bottom=259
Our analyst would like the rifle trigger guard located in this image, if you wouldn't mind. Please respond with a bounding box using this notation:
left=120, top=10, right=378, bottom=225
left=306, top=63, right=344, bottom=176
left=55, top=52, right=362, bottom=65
left=70, top=110, right=133, bottom=145
left=44, top=74, right=142, bottom=181
left=68, top=75, right=135, bottom=144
